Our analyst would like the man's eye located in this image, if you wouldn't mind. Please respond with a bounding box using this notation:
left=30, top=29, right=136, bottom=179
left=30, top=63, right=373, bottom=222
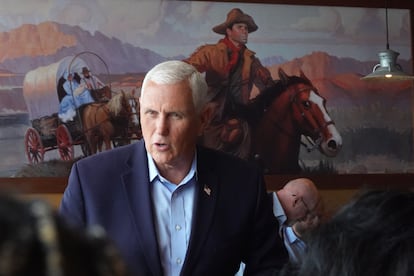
left=170, top=113, right=182, bottom=119
left=145, top=110, right=157, bottom=117
left=302, top=101, right=311, bottom=109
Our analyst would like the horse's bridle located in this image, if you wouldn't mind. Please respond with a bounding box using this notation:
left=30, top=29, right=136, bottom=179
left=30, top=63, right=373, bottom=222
left=126, top=97, right=140, bottom=127
left=127, top=97, right=139, bottom=117
left=270, top=86, right=335, bottom=152
left=293, top=87, right=335, bottom=151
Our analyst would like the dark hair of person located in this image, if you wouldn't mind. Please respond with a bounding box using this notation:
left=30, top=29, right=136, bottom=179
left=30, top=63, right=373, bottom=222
left=288, top=189, right=414, bottom=276
left=0, top=193, right=129, bottom=276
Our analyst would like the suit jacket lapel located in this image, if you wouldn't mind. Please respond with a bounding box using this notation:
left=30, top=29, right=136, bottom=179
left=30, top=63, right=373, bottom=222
left=122, top=141, right=163, bottom=276
left=182, top=147, right=219, bottom=274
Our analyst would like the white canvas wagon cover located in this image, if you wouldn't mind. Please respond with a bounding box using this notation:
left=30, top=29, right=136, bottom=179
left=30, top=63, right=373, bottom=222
left=23, top=56, right=88, bottom=120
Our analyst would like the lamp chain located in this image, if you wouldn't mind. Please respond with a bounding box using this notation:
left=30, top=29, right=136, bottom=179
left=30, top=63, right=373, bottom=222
left=385, top=3, right=389, bottom=50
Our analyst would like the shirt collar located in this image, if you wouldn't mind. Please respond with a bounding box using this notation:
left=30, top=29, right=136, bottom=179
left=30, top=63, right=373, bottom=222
left=272, top=192, right=287, bottom=225
left=147, top=151, right=197, bottom=185
left=284, top=226, right=300, bottom=244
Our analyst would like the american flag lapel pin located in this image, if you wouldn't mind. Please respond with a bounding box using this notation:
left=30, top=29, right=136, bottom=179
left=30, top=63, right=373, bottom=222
left=204, top=185, right=211, bottom=196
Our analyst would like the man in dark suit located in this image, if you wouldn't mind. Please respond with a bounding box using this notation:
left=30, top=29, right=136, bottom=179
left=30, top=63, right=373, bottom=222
left=59, top=60, right=287, bottom=275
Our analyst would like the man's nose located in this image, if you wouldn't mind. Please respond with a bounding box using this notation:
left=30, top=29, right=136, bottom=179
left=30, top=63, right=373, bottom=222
left=155, top=116, right=169, bottom=135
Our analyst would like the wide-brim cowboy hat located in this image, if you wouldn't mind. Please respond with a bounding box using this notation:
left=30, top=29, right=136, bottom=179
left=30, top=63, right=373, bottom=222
left=81, top=67, right=90, bottom=74
left=212, top=8, right=258, bottom=35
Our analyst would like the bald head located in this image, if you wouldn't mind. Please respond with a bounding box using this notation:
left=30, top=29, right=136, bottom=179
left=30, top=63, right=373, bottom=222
left=276, top=178, right=320, bottom=224
left=284, top=178, right=319, bottom=207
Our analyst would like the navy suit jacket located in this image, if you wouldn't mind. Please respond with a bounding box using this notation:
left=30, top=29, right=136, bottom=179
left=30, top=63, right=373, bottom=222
left=59, top=140, right=287, bottom=275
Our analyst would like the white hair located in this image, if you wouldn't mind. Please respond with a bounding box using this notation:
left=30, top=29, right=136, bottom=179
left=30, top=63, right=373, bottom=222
left=141, top=60, right=209, bottom=113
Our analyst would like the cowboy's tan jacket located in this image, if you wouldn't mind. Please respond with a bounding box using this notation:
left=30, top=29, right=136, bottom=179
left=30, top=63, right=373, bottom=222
left=184, top=40, right=274, bottom=105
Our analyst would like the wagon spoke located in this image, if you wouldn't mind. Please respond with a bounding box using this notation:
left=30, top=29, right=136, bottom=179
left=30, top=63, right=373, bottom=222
left=24, top=127, right=44, bottom=164
left=56, top=125, right=74, bottom=161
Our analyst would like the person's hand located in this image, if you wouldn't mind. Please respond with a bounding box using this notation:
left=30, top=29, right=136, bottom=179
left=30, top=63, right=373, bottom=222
left=292, top=213, right=320, bottom=238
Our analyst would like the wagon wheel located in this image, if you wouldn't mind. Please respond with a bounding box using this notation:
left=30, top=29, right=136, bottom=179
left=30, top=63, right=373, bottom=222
left=56, top=124, right=74, bottom=161
left=24, top=127, right=45, bottom=164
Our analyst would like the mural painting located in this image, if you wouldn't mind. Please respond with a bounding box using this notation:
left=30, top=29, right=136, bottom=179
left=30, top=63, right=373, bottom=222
left=0, top=0, right=412, bottom=177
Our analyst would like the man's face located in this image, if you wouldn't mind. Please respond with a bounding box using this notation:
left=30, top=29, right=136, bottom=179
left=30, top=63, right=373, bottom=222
left=227, top=22, right=249, bottom=46
left=283, top=191, right=312, bottom=225
left=140, top=80, right=205, bottom=170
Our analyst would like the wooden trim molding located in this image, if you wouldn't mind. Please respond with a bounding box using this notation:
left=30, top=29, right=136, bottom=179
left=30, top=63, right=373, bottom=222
left=0, top=177, right=68, bottom=194
left=1, top=174, right=414, bottom=194
left=265, top=174, right=414, bottom=190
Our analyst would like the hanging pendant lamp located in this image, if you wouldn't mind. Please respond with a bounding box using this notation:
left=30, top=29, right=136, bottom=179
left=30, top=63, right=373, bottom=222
left=361, top=6, right=414, bottom=81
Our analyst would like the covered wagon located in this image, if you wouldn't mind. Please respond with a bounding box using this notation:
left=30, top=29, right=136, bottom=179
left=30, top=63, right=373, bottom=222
left=22, top=55, right=90, bottom=163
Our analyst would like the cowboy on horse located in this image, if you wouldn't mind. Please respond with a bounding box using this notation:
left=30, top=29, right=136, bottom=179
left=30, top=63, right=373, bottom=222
left=184, top=8, right=276, bottom=159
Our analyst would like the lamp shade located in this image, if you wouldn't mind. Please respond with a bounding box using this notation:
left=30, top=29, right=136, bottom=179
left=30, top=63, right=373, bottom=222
left=361, top=49, right=414, bottom=81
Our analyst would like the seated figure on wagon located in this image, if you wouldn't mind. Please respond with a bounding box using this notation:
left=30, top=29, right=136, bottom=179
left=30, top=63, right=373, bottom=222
left=80, top=66, right=111, bottom=102
left=58, top=66, right=111, bottom=122
left=58, top=72, right=94, bottom=122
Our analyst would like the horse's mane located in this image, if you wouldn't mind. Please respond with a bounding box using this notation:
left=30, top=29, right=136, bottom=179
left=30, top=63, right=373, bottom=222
left=246, top=75, right=313, bottom=123
left=107, top=92, right=131, bottom=116
left=253, top=75, right=312, bottom=109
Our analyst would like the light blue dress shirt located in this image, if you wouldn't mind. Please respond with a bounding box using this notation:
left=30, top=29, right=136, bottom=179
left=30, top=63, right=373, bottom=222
left=271, top=192, right=287, bottom=232
left=282, top=226, right=307, bottom=264
left=271, top=192, right=307, bottom=264
left=148, top=152, right=197, bottom=276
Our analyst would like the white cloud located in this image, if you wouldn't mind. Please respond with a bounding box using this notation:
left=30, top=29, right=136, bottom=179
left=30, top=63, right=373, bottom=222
left=291, top=7, right=343, bottom=33
left=0, top=1, right=410, bottom=60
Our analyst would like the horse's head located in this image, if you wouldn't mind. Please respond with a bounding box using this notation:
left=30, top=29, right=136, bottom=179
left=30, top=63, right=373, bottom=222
left=108, top=90, right=140, bottom=128
left=278, top=68, right=342, bottom=157
left=250, top=68, right=342, bottom=173
left=123, top=90, right=140, bottom=129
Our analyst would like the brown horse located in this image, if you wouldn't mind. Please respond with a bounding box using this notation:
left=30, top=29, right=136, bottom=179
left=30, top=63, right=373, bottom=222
left=248, top=68, right=342, bottom=174
left=82, top=90, right=140, bottom=155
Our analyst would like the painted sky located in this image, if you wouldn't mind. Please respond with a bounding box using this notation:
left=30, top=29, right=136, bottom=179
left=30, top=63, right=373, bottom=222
left=0, top=0, right=411, bottom=61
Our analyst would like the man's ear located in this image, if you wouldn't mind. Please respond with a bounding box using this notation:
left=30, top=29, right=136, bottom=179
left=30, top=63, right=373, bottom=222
left=292, top=196, right=301, bottom=207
